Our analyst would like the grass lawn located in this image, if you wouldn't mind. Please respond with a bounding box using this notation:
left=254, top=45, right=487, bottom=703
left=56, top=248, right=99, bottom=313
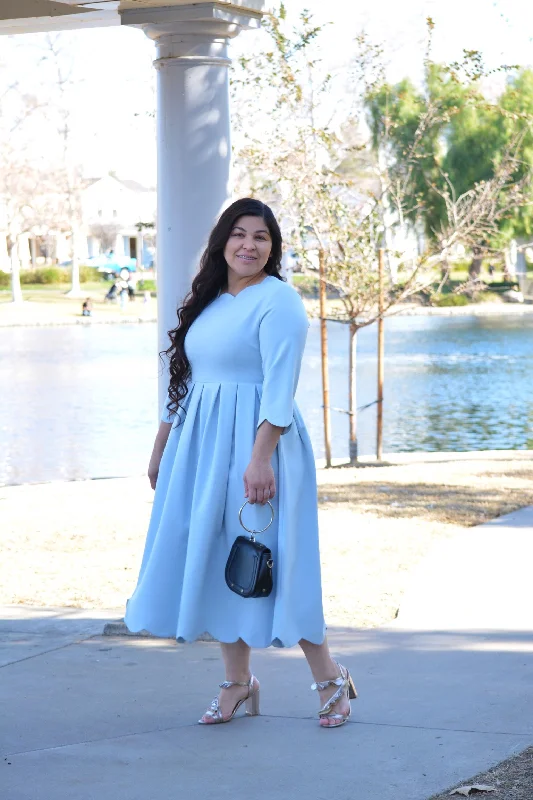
left=0, top=281, right=156, bottom=324
left=0, top=281, right=107, bottom=303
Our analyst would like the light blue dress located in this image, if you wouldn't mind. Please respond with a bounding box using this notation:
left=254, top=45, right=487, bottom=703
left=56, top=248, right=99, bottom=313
left=124, top=275, right=326, bottom=648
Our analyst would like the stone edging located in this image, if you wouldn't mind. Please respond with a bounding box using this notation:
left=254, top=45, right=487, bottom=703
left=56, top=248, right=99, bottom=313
left=103, top=619, right=216, bottom=642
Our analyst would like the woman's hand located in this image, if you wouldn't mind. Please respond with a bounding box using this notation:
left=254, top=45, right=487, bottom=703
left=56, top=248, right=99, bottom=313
left=244, top=457, right=276, bottom=505
left=148, top=421, right=172, bottom=490
left=148, top=451, right=162, bottom=490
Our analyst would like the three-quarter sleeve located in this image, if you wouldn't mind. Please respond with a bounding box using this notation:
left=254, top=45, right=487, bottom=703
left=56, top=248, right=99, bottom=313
left=257, top=286, right=309, bottom=435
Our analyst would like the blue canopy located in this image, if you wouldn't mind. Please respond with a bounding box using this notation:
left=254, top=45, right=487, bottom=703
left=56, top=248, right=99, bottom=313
left=85, top=254, right=137, bottom=272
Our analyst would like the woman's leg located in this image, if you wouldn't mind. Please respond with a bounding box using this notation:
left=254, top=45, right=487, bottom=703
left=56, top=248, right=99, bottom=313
left=299, top=637, right=351, bottom=727
left=200, top=639, right=259, bottom=723
left=221, top=638, right=252, bottom=682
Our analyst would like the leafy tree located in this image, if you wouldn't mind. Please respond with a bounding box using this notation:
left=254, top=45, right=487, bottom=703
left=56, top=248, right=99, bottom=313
left=363, top=30, right=533, bottom=277
left=498, top=69, right=533, bottom=245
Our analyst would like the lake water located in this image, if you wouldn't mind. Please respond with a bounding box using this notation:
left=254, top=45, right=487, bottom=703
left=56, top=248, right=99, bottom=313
left=1, top=314, right=532, bottom=485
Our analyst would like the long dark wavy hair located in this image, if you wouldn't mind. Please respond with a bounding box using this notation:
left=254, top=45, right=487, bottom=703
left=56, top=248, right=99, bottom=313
left=162, top=198, right=284, bottom=423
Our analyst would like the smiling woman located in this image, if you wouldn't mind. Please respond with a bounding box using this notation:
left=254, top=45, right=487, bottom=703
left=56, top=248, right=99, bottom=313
left=222, top=216, right=273, bottom=296
left=124, top=197, right=358, bottom=729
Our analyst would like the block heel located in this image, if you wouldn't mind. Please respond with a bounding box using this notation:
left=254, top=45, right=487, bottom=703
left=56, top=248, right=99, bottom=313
left=347, top=673, right=358, bottom=700
left=245, top=687, right=261, bottom=716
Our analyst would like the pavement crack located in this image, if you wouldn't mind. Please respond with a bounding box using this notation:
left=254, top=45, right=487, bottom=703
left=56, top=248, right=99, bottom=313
left=344, top=718, right=532, bottom=737
left=4, top=723, right=200, bottom=757
left=0, top=637, right=97, bottom=669
left=4, top=715, right=531, bottom=758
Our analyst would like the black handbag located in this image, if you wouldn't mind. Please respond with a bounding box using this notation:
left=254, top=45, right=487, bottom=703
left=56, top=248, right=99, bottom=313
left=225, top=500, right=275, bottom=598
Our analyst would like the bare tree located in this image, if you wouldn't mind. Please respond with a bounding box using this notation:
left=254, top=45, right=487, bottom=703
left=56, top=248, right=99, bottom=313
left=0, top=81, right=48, bottom=302
left=233, top=9, right=533, bottom=464
left=232, top=10, right=438, bottom=463
left=41, top=34, right=85, bottom=297
left=89, top=223, right=121, bottom=254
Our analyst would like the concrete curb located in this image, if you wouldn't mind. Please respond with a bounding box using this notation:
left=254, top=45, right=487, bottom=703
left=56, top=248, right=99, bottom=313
left=0, top=316, right=157, bottom=329
left=102, top=619, right=215, bottom=642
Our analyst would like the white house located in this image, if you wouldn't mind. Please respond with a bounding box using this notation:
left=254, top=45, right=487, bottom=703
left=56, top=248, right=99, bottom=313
left=81, top=173, right=156, bottom=266
left=0, top=173, right=156, bottom=271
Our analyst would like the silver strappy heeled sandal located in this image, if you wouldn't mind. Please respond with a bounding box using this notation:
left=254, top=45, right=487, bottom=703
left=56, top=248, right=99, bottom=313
left=311, top=661, right=357, bottom=728
left=198, top=675, right=260, bottom=725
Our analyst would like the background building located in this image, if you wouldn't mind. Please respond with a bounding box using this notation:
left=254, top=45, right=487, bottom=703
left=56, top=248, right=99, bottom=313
left=0, top=172, right=156, bottom=271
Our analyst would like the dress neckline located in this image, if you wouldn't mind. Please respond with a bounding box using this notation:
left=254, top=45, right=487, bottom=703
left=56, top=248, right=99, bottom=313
left=219, top=275, right=273, bottom=299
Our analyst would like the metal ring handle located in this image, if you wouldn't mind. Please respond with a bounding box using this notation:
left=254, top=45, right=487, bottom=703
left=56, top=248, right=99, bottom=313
left=238, top=499, right=275, bottom=535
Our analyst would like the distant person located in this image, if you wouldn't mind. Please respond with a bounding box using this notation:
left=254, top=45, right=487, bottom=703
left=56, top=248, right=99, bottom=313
left=488, top=264, right=495, bottom=278
left=124, top=198, right=357, bottom=729
left=118, top=278, right=129, bottom=310
left=104, top=283, right=118, bottom=302
left=82, top=298, right=92, bottom=317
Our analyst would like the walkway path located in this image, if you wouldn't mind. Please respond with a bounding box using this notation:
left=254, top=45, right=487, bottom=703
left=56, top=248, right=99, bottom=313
left=1, top=507, right=532, bottom=799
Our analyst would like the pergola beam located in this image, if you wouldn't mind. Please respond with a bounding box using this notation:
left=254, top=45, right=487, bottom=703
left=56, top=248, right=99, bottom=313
left=0, top=0, right=266, bottom=35
left=0, top=2, right=120, bottom=34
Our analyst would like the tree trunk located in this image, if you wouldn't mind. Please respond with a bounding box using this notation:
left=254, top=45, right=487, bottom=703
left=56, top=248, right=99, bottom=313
left=65, top=227, right=83, bottom=298
left=348, top=322, right=358, bottom=465
left=319, top=249, right=332, bottom=468
left=30, top=236, right=37, bottom=269
left=469, top=245, right=483, bottom=278
left=10, top=240, right=23, bottom=304
left=377, top=248, right=384, bottom=461
left=440, top=248, right=450, bottom=283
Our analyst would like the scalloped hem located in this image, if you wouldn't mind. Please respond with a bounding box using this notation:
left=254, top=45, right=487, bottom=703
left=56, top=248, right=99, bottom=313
left=123, top=620, right=327, bottom=649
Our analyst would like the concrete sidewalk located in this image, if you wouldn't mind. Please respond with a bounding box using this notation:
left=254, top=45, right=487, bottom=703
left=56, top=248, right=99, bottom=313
left=1, top=509, right=532, bottom=800
left=398, top=506, right=533, bottom=631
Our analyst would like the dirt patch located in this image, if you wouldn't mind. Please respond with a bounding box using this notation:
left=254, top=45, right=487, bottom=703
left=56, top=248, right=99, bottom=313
left=317, top=456, right=533, bottom=527
left=429, top=746, right=533, bottom=800
left=318, top=480, right=533, bottom=527
left=1, top=453, right=532, bottom=628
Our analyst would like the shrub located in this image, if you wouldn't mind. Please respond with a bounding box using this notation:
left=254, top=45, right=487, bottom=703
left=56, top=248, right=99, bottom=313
left=434, top=293, right=470, bottom=307
left=0, top=271, right=10, bottom=287
left=79, top=266, right=102, bottom=283
left=292, top=274, right=319, bottom=296
left=19, top=267, right=70, bottom=284
left=450, top=259, right=470, bottom=273
left=137, top=279, right=157, bottom=292
left=474, top=291, right=503, bottom=303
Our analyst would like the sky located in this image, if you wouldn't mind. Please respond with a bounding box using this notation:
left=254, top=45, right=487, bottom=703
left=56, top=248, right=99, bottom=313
left=1, top=0, right=532, bottom=186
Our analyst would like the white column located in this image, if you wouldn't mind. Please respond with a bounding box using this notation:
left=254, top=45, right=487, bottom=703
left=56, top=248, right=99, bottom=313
left=136, top=230, right=144, bottom=269
left=10, top=239, right=23, bottom=303
left=516, top=239, right=527, bottom=276
left=55, top=232, right=70, bottom=264
left=506, top=240, right=518, bottom=277
left=121, top=3, right=263, bottom=407
left=65, top=227, right=83, bottom=297
left=114, top=233, right=125, bottom=257
left=18, top=233, right=32, bottom=269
